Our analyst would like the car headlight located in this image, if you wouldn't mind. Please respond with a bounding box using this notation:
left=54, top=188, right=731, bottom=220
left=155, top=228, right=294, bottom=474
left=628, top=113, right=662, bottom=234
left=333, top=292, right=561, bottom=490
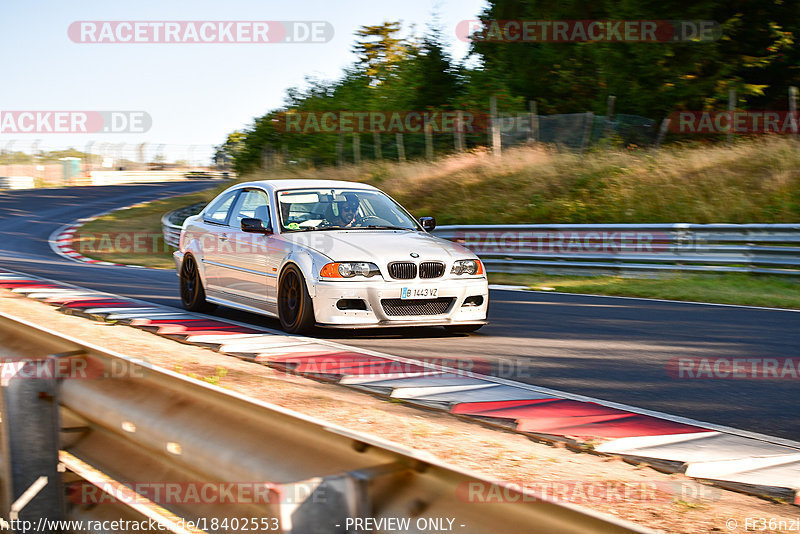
left=320, top=262, right=381, bottom=278
left=451, top=259, right=484, bottom=276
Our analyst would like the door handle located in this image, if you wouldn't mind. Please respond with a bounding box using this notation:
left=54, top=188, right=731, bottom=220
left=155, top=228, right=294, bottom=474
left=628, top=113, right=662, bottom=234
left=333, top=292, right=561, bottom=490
left=219, top=233, right=228, bottom=242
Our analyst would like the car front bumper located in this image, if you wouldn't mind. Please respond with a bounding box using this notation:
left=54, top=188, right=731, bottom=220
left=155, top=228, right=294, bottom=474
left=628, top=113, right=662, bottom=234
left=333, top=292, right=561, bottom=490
left=311, top=277, right=488, bottom=328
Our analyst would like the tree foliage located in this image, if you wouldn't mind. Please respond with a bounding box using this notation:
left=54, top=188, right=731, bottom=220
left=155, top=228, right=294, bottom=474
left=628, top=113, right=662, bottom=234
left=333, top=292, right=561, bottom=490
left=229, top=5, right=800, bottom=174
left=472, top=0, right=800, bottom=115
left=353, top=22, right=408, bottom=85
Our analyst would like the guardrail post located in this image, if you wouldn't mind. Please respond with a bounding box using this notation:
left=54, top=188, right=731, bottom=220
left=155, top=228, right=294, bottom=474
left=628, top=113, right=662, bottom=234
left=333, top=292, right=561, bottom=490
left=0, top=357, right=65, bottom=526
left=280, top=463, right=406, bottom=534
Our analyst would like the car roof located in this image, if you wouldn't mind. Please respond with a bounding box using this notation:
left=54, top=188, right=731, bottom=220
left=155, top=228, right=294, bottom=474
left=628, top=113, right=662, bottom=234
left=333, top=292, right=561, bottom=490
left=232, top=179, right=380, bottom=193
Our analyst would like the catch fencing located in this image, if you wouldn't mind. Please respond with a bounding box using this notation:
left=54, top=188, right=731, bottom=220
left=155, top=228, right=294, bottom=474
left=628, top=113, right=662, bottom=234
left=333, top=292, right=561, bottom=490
left=499, top=112, right=657, bottom=151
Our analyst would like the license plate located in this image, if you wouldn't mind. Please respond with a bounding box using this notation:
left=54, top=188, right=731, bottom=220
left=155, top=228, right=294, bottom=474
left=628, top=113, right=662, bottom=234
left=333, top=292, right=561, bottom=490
left=400, top=287, right=438, bottom=299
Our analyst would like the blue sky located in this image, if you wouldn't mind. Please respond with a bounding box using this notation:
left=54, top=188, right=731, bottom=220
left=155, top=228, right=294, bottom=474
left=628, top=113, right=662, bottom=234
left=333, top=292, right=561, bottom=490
left=0, top=0, right=487, bottom=160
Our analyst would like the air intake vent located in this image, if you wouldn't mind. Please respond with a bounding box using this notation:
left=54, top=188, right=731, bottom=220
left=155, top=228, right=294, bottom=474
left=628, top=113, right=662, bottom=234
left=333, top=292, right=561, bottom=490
left=381, top=298, right=455, bottom=316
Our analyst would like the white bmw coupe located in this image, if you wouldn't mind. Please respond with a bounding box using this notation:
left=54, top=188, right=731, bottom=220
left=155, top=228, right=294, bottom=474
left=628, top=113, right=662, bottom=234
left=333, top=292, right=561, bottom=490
left=175, top=179, right=488, bottom=334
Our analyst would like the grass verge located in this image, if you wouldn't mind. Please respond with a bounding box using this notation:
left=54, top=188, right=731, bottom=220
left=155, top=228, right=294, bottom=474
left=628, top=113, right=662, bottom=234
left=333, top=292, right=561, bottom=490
left=72, top=191, right=214, bottom=269
left=245, top=137, right=800, bottom=225
left=489, top=272, right=800, bottom=309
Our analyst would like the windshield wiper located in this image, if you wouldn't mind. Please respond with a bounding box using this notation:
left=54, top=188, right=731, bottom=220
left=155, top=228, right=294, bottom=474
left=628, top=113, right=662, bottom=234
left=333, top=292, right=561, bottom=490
left=287, top=225, right=413, bottom=232
left=284, top=226, right=347, bottom=232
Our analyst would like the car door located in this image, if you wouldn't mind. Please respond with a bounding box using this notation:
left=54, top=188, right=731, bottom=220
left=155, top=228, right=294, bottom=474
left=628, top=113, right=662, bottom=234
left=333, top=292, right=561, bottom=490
left=198, top=189, right=240, bottom=292
left=218, top=188, right=276, bottom=310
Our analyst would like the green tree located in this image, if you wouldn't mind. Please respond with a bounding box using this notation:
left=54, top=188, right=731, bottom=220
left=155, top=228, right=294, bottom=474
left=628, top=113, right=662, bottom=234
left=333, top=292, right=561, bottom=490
left=214, top=130, right=246, bottom=167
left=471, top=0, right=800, bottom=117
left=352, top=21, right=408, bottom=86
left=409, top=28, right=462, bottom=109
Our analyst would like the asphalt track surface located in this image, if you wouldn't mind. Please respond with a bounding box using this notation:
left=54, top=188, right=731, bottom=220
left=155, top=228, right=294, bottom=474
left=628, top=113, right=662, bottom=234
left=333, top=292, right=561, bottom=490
left=0, top=183, right=798, bottom=441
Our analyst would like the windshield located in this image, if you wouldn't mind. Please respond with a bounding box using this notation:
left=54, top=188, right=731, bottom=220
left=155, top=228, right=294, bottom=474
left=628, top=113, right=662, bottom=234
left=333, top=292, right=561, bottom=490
left=276, top=188, right=419, bottom=232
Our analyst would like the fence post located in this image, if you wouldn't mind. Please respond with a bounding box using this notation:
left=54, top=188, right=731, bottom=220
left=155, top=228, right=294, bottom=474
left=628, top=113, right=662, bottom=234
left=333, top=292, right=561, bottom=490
left=84, top=141, right=94, bottom=176
left=489, top=96, right=501, bottom=156
left=424, top=123, right=434, bottom=160
left=727, top=88, right=736, bottom=146
left=0, top=358, right=65, bottom=521
left=789, top=87, right=798, bottom=141
left=395, top=133, right=405, bottom=162
left=605, top=95, right=616, bottom=138
left=528, top=101, right=539, bottom=143
left=580, top=112, right=594, bottom=151
left=188, top=145, right=197, bottom=170
left=261, top=145, right=274, bottom=169
left=30, top=139, right=40, bottom=181
left=336, top=133, right=344, bottom=166
left=655, top=118, right=671, bottom=149
left=155, top=144, right=165, bottom=168
left=454, top=111, right=465, bottom=152
left=4, top=141, right=16, bottom=167
left=352, top=133, right=361, bottom=165
left=372, top=132, right=382, bottom=160
left=137, top=143, right=146, bottom=171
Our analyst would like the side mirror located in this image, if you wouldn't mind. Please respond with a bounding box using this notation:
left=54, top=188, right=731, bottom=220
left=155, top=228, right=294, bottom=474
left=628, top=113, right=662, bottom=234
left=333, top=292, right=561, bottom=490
left=241, top=218, right=272, bottom=234
left=419, top=216, right=436, bottom=231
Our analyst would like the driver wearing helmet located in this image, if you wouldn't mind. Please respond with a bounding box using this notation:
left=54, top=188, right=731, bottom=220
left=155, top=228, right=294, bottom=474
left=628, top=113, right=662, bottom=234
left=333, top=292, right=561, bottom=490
left=327, top=194, right=361, bottom=228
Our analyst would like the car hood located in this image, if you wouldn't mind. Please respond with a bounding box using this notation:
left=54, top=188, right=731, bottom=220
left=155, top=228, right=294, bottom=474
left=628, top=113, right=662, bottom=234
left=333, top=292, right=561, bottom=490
left=283, top=229, right=475, bottom=263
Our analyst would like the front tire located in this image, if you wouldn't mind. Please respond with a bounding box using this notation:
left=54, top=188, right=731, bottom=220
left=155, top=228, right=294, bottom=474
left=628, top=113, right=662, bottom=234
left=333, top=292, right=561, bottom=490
left=278, top=264, right=315, bottom=334
left=179, top=255, right=216, bottom=312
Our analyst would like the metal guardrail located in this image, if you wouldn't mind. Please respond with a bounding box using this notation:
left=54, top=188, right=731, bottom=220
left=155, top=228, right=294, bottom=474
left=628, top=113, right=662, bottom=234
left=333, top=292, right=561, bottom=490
left=163, top=204, right=207, bottom=249
left=90, top=170, right=227, bottom=186
left=163, top=214, right=800, bottom=276
left=433, top=223, right=800, bottom=276
left=0, top=177, right=35, bottom=190
left=0, top=312, right=651, bottom=533
left=162, top=211, right=183, bottom=249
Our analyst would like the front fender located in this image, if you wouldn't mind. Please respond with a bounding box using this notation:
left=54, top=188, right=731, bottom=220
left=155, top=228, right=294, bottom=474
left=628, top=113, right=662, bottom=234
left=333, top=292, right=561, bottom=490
left=280, top=250, right=321, bottom=298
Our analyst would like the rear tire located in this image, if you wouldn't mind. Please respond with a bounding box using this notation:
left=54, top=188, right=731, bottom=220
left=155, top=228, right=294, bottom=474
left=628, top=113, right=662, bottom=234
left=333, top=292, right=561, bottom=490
left=179, top=255, right=216, bottom=312
left=278, top=264, right=315, bottom=334
left=444, top=324, right=483, bottom=334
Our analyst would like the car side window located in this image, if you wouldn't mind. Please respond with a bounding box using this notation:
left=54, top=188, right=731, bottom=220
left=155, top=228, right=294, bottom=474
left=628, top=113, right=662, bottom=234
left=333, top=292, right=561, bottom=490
left=230, top=189, right=270, bottom=228
left=203, top=191, right=238, bottom=224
